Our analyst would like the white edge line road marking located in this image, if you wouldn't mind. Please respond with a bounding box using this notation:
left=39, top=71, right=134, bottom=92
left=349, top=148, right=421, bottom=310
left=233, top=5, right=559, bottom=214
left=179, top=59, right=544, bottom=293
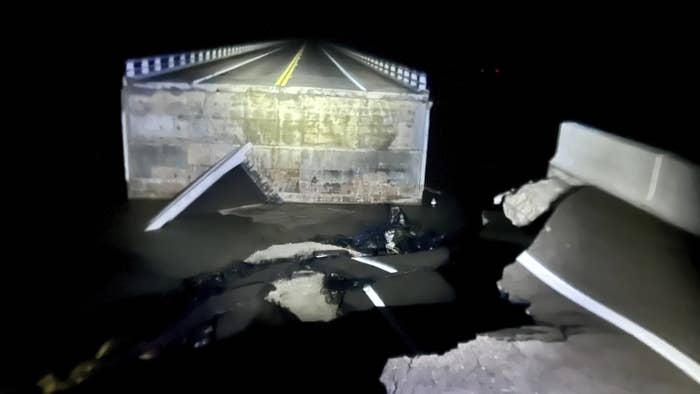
left=145, top=143, right=252, bottom=231
left=351, top=256, right=398, bottom=273
left=363, top=285, right=386, bottom=307
left=321, top=47, right=367, bottom=91
left=516, top=251, right=700, bottom=384
left=193, top=47, right=283, bottom=84
left=121, top=111, right=129, bottom=181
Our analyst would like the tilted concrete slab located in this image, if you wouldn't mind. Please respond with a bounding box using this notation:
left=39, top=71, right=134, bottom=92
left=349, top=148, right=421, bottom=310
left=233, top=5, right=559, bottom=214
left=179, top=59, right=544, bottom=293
left=145, top=143, right=252, bottom=231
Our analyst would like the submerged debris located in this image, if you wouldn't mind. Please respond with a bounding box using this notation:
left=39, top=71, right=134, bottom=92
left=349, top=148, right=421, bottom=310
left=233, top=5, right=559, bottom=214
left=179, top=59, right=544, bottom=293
left=331, top=205, right=445, bottom=255
left=37, top=339, right=119, bottom=394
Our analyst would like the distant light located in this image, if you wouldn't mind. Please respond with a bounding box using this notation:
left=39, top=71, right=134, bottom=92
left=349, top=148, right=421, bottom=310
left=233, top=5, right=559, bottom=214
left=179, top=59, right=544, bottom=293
left=494, top=68, right=500, bottom=74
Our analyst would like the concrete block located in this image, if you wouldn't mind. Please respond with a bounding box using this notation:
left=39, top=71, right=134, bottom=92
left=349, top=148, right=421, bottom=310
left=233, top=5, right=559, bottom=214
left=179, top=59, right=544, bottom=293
left=187, top=143, right=213, bottom=165
left=648, top=155, right=700, bottom=236
left=208, top=118, right=233, bottom=139
left=128, top=94, right=151, bottom=114
left=249, top=147, right=273, bottom=170
left=203, top=94, right=232, bottom=119
left=212, top=144, right=239, bottom=162
left=187, top=116, right=209, bottom=139
left=271, top=148, right=302, bottom=170
left=130, top=143, right=187, bottom=178
left=230, top=104, right=245, bottom=120
left=279, top=120, right=304, bottom=146
left=549, top=122, right=700, bottom=236
left=123, top=85, right=430, bottom=203
left=128, top=178, right=187, bottom=199
left=244, top=119, right=280, bottom=145
left=278, top=93, right=304, bottom=122
left=186, top=91, right=207, bottom=114
left=129, top=114, right=176, bottom=139
left=151, top=166, right=190, bottom=181
left=245, top=90, right=278, bottom=120
left=550, top=122, right=655, bottom=200
left=158, top=92, right=188, bottom=115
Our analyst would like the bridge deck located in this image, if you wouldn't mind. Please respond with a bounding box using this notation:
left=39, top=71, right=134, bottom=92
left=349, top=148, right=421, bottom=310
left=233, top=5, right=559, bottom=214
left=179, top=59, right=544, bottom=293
left=138, top=42, right=412, bottom=93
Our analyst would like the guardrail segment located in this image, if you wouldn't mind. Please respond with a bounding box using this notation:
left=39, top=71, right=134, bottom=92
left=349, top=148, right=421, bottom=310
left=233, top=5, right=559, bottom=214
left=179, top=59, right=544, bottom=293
left=331, top=45, right=428, bottom=92
left=125, top=41, right=285, bottom=79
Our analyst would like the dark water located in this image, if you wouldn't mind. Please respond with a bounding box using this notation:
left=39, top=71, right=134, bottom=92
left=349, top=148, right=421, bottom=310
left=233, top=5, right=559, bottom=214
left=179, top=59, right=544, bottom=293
left=8, top=188, right=534, bottom=393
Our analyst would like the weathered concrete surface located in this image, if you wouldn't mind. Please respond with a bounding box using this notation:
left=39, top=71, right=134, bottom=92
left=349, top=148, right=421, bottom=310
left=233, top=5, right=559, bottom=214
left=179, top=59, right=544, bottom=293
left=243, top=241, right=358, bottom=264
left=522, top=187, right=700, bottom=363
left=548, top=122, right=700, bottom=236
left=123, top=84, right=430, bottom=204
left=265, top=271, right=338, bottom=322
left=381, top=188, right=700, bottom=393
left=381, top=261, right=699, bottom=394
left=499, top=177, right=570, bottom=226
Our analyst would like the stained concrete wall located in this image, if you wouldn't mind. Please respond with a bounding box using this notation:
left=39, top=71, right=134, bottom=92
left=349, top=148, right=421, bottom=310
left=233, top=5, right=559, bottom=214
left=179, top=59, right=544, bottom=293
left=123, top=84, right=431, bottom=204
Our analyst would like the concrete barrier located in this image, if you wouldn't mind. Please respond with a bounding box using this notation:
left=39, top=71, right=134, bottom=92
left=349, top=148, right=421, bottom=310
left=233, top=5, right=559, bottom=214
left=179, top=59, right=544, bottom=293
left=548, top=122, right=700, bottom=236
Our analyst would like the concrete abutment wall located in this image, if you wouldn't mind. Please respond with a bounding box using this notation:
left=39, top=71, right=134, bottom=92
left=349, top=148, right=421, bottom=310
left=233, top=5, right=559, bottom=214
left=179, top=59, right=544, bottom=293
left=123, top=84, right=431, bottom=204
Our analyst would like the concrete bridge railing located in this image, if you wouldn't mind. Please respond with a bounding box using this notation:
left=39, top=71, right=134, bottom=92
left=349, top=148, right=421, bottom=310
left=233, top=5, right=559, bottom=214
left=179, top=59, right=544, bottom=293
left=125, top=41, right=285, bottom=79
left=332, top=45, right=428, bottom=92
left=548, top=122, right=700, bottom=237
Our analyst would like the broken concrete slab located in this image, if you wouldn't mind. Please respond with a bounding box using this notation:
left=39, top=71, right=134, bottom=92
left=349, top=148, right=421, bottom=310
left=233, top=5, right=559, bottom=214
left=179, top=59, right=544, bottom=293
left=265, top=271, right=338, bottom=322
left=381, top=186, right=700, bottom=393
left=243, top=242, right=360, bottom=264
left=178, top=165, right=268, bottom=216
left=497, top=177, right=571, bottom=227
left=517, top=187, right=700, bottom=379
left=145, top=143, right=253, bottom=231
left=381, top=330, right=700, bottom=394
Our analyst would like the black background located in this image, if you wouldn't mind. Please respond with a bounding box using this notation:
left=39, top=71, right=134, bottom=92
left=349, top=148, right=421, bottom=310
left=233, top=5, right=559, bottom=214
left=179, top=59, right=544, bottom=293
left=5, top=6, right=698, bottom=391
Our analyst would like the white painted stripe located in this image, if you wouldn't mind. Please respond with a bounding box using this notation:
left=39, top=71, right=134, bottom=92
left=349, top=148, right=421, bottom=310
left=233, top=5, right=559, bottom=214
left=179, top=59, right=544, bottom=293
left=516, top=251, right=700, bottom=384
left=363, top=285, right=386, bottom=307
left=192, top=47, right=282, bottom=84
left=351, top=256, right=398, bottom=273
left=121, top=111, right=129, bottom=181
left=145, top=143, right=252, bottom=231
left=646, top=154, right=663, bottom=202
left=321, top=48, right=367, bottom=91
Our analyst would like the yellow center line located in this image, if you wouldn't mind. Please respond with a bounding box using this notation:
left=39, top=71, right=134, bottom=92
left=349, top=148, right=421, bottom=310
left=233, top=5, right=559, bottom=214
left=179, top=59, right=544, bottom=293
left=274, top=44, right=305, bottom=87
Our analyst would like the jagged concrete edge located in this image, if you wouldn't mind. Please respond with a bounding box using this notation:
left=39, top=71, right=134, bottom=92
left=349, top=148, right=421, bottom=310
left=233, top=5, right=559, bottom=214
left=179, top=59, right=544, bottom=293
left=240, top=157, right=283, bottom=204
